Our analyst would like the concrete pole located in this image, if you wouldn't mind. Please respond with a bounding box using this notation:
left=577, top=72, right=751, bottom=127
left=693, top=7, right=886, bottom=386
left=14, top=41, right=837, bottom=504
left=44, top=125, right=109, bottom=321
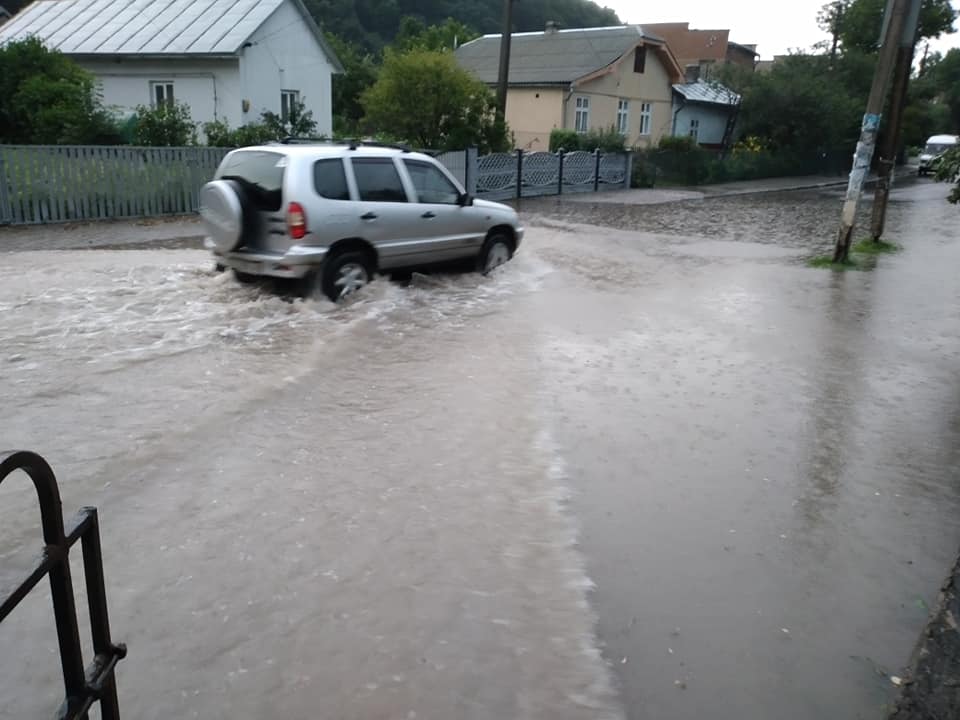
left=868, top=45, right=914, bottom=241
left=832, top=0, right=911, bottom=263
left=496, top=0, right=515, bottom=121
left=869, top=0, right=922, bottom=242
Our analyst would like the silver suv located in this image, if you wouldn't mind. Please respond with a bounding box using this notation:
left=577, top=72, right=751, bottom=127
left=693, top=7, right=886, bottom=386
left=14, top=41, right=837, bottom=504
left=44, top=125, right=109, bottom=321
left=200, top=142, right=523, bottom=301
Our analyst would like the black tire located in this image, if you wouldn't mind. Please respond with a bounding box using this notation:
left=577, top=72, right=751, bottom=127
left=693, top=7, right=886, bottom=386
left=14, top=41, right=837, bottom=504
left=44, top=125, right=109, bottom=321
left=232, top=268, right=259, bottom=284
left=477, top=232, right=514, bottom=275
left=309, top=251, right=374, bottom=302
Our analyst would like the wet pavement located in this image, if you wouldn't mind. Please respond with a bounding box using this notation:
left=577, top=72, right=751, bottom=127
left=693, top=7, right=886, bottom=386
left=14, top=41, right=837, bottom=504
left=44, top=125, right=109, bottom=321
left=2, top=178, right=959, bottom=719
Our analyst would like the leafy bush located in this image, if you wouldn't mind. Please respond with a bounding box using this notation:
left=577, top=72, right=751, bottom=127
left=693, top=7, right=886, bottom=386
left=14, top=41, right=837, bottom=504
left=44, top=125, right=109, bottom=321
left=549, top=128, right=580, bottom=152
left=133, top=101, right=196, bottom=146
left=579, top=126, right=627, bottom=153
left=934, top=145, right=960, bottom=204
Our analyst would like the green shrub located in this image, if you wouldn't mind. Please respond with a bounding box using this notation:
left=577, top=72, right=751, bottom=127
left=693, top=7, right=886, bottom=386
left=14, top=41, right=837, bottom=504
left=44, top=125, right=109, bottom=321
left=579, top=126, right=627, bottom=153
left=133, top=101, right=195, bottom=146
left=549, top=128, right=580, bottom=152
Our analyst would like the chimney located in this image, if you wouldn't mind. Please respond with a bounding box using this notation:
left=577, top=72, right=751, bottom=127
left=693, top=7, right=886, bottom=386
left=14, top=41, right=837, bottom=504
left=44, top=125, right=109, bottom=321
left=685, top=64, right=701, bottom=83
left=545, top=20, right=559, bottom=35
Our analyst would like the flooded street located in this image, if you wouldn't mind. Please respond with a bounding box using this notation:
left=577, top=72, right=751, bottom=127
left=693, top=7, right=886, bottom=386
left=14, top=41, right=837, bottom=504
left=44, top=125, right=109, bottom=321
left=2, top=180, right=959, bottom=719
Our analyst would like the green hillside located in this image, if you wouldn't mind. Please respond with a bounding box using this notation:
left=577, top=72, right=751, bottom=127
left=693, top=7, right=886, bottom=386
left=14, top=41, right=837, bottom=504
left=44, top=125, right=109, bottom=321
left=304, top=0, right=621, bottom=51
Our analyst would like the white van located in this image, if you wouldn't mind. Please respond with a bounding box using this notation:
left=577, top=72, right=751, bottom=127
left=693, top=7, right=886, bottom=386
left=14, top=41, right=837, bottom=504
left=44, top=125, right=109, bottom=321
left=918, top=134, right=959, bottom=175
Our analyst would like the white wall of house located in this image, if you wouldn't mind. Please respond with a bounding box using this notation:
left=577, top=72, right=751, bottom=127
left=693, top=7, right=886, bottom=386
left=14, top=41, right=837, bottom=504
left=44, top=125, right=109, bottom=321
left=81, top=57, right=244, bottom=129
left=239, top=0, right=334, bottom=136
left=672, top=102, right=731, bottom=147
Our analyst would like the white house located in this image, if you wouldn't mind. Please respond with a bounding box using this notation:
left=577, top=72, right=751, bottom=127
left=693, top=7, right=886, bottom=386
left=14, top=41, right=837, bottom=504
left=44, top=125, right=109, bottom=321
left=671, top=80, right=740, bottom=150
left=0, top=0, right=343, bottom=136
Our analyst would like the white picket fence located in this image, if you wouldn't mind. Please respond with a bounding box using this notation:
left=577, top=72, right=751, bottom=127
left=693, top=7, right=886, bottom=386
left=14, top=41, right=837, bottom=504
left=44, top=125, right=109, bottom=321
left=0, top=145, right=632, bottom=226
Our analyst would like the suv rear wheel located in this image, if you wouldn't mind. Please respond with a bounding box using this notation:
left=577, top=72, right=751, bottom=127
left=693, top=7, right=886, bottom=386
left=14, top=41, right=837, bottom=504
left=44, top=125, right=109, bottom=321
left=307, top=251, right=374, bottom=302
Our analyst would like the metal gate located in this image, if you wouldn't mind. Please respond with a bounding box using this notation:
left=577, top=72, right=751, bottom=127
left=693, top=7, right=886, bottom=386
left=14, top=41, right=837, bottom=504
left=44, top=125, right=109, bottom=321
left=0, top=451, right=126, bottom=719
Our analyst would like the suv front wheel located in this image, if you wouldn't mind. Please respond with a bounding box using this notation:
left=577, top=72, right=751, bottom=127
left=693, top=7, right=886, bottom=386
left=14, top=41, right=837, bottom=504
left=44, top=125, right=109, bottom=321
left=478, top=232, right=514, bottom=275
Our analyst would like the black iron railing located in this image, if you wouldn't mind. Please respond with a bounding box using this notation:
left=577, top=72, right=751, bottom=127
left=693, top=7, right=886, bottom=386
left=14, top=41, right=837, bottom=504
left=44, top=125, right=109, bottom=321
left=0, top=451, right=126, bottom=719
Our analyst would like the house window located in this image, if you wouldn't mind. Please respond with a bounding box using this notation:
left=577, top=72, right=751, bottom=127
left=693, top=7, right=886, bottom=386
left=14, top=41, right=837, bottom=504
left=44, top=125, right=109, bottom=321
left=150, top=81, right=174, bottom=107
left=281, top=90, right=300, bottom=121
left=689, top=118, right=701, bottom=141
left=638, top=102, right=652, bottom=136
left=616, top=99, right=630, bottom=135
left=634, top=46, right=646, bottom=73
left=574, top=96, right=590, bottom=133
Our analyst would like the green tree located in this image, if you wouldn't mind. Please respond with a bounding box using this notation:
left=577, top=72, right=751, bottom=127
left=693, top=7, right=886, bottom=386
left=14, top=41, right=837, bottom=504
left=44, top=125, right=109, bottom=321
left=934, top=145, right=960, bottom=202
left=834, top=0, right=957, bottom=54
left=0, top=37, right=120, bottom=144
left=393, top=16, right=479, bottom=52
left=361, top=48, right=509, bottom=152
left=325, top=32, right=380, bottom=134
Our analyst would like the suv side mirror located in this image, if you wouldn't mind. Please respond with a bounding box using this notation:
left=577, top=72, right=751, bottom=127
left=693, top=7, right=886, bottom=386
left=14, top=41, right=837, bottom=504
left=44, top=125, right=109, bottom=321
left=458, top=192, right=473, bottom=207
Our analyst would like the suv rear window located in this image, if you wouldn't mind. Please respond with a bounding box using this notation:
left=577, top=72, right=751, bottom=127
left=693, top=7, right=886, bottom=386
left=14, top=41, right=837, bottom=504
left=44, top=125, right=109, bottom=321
left=314, top=158, right=350, bottom=200
left=352, top=158, right=407, bottom=203
left=218, top=150, right=284, bottom=211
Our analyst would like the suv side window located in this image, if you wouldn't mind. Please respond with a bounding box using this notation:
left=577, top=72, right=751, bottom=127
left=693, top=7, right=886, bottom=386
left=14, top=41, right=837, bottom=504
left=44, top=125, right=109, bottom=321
left=314, top=158, right=350, bottom=200
left=404, top=160, right=460, bottom=204
left=351, top=158, right=408, bottom=203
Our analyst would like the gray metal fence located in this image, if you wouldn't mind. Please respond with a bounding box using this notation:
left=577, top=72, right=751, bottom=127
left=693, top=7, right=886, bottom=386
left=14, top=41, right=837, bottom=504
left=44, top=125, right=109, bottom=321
left=0, top=144, right=632, bottom=226
left=0, top=145, right=229, bottom=225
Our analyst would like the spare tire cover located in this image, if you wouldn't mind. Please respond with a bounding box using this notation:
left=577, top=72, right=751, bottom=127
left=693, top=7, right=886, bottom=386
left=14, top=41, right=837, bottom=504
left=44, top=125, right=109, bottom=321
left=200, top=180, right=245, bottom=253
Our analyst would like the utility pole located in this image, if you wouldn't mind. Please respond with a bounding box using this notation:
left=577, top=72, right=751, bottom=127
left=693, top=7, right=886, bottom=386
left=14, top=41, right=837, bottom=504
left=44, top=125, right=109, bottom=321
left=496, top=0, right=515, bottom=121
left=832, top=0, right=912, bottom=263
left=869, top=0, right=921, bottom=242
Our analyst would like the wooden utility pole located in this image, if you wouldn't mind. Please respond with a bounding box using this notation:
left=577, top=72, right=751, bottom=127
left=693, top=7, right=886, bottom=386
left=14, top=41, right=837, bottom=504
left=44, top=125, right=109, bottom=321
left=870, top=0, right=922, bottom=242
left=495, top=0, right=515, bottom=120
left=832, top=0, right=912, bottom=263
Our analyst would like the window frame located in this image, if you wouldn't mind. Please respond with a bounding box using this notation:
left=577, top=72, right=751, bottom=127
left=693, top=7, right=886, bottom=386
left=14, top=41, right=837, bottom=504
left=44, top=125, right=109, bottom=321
left=638, top=102, right=652, bottom=136
left=616, top=99, right=630, bottom=136
left=402, top=159, right=462, bottom=205
left=350, top=157, right=410, bottom=204
left=574, top=96, right=590, bottom=134
left=280, top=89, right=300, bottom=122
left=689, top=118, right=701, bottom=141
left=150, top=81, right=175, bottom=108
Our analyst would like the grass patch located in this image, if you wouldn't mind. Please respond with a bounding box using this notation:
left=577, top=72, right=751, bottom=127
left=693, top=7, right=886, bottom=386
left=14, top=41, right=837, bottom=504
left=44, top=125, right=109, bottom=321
left=851, top=238, right=901, bottom=255
left=807, top=255, right=863, bottom=270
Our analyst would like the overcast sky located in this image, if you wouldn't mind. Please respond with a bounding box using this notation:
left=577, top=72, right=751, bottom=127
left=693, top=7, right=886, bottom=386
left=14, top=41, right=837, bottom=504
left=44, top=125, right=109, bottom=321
left=603, top=0, right=960, bottom=59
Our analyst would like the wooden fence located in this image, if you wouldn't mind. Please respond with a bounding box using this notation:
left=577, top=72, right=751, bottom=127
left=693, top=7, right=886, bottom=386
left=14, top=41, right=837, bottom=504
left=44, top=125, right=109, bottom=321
left=0, top=145, right=229, bottom=225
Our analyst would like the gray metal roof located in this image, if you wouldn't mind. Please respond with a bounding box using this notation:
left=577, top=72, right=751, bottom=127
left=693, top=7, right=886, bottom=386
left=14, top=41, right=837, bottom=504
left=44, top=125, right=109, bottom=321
left=455, top=25, right=659, bottom=85
left=672, top=81, right=740, bottom=106
left=0, top=0, right=341, bottom=66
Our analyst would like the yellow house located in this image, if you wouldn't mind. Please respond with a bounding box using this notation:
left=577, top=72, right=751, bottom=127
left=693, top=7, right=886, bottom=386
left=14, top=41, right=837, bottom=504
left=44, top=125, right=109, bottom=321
left=456, top=25, right=683, bottom=151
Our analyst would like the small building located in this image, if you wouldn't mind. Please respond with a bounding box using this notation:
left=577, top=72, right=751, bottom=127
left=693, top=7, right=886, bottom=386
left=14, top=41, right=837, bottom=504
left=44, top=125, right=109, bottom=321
left=671, top=80, right=741, bottom=150
left=455, top=24, right=683, bottom=151
left=0, top=0, right=343, bottom=136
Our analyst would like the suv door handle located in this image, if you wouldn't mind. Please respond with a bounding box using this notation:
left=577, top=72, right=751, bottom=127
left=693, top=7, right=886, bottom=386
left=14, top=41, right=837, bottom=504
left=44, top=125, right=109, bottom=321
left=361, top=212, right=378, bottom=220
left=421, top=211, right=436, bottom=219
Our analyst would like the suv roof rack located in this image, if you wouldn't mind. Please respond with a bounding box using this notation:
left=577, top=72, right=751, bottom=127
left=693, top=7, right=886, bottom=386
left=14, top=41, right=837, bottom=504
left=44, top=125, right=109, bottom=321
left=276, top=137, right=414, bottom=153
left=346, top=140, right=412, bottom=153
left=278, top=136, right=336, bottom=145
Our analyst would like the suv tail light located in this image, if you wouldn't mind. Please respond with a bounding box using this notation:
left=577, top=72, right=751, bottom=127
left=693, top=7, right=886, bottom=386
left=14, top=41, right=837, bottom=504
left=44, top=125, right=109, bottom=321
left=287, top=202, right=307, bottom=239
